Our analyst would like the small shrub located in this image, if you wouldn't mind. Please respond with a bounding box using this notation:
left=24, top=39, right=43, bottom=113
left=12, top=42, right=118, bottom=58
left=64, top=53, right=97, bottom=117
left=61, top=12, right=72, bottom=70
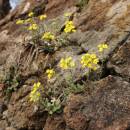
left=65, top=78, right=85, bottom=95
left=26, top=11, right=109, bottom=115
left=3, top=66, right=21, bottom=99
left=16, top=11, right=76, bottom=69
left=42, top=97, right=61, bottom=115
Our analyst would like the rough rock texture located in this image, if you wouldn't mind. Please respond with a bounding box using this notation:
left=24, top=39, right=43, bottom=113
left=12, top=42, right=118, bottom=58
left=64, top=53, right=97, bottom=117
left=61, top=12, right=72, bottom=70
left=64, top=76, right=130, bottom=130
left=0, top=0, right=11, bottom=19
left=0, top=0, right=130, bottom=130
left=107, top=37, right=130, bottom=82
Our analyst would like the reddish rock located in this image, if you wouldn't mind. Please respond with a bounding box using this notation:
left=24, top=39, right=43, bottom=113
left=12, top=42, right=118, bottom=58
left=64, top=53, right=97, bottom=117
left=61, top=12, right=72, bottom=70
left=6, top=85, right=47, bottom=130
left=44, top=115, right=65, bottom=130
left=45, top=0, right=77, bottom=18
left=64, top=94, right=88, bottom=130
left=64, top=76, right=130, bottom=130
left=0, top=84, right=4, bottom=91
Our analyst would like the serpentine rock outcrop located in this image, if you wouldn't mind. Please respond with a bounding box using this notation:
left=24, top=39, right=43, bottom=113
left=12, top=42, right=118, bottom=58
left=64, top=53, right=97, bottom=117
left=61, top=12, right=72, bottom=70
left=0, top=0, right=130, bottom=130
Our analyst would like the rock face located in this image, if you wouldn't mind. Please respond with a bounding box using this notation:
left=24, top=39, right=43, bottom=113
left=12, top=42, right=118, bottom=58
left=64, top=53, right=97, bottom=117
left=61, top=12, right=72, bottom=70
left=0, top=0, right=130, bottom=130
left=108, top=38, right=130, bottom=82
left=64, top=76, right=130, bottom=130
left=0, top=0, right=11, bottom=19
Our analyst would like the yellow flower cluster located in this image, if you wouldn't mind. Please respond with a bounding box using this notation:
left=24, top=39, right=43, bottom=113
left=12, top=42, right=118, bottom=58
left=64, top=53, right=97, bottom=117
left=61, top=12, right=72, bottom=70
left=98, top=43, right=108, bottom=52
left=28, top=12, right=34, bottom=17
left=64, top=21, right=76, bottom=33
left=28, top=23, right=38, bottom=31
left=39, top=14, right=47, bottom=20
left=30, top=82, right=41, bottom=102
left=81, top=53, right=99, bottom=70
left=16, top=19, right=24, bottom=25
left=59, top=57, right=75, bottom=69
left=46, top=69, right=55, bottom=79
left=42, top=32, right=55, bottom=41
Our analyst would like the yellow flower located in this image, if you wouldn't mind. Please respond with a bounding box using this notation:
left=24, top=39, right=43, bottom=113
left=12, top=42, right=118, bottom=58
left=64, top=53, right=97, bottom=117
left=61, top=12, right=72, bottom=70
left=81, top=53, right=99, bottom=70
left=28, top=23, right=38, bottom=31
left=98, top=43, right=108, bottom=52
left=16, top=19, right=24, bottom=24
left=42, top=32, right=55, bottom=41
left=59, top=57, right=75, bottom=70
left=46, top=69, right=55, bottom=80
left=64, top=21, right=76, bottom=33
left=64, top=12, right=72, bottom=17
left=30, top=91, right=41, bottom=102
left=25, top=18, right=32, bottom=23
left=28, top=12, right=34, bottom=17
left=39, top=14, right=47, bottom=20
left=30, top=82, right=41, bottom=102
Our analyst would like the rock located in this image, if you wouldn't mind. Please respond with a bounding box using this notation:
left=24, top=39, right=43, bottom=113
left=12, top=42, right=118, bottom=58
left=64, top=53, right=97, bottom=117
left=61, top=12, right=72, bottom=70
left=5, top=127, right=16, bottom=130
left=45, top=0, right=77, bottom=18
left=107, top=37, right=130, bottom=81
left=0, top=0, right=11, bottom=19
left=44, top=115, right=65, bottom=130
left=5, top=85, right=47, bottom=130
left=0, top=101, right=7, bottom=121
left=0, top=0, right=47, bottom=27
left=0, top=120, right=8, bottom=130
left=0, top=102, right=7, bottom=114
left=0, top=0, right=130, bottom=130
left=0, top=83, right=4, bottom=91
left=64, top=76, right=130, bottom=130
